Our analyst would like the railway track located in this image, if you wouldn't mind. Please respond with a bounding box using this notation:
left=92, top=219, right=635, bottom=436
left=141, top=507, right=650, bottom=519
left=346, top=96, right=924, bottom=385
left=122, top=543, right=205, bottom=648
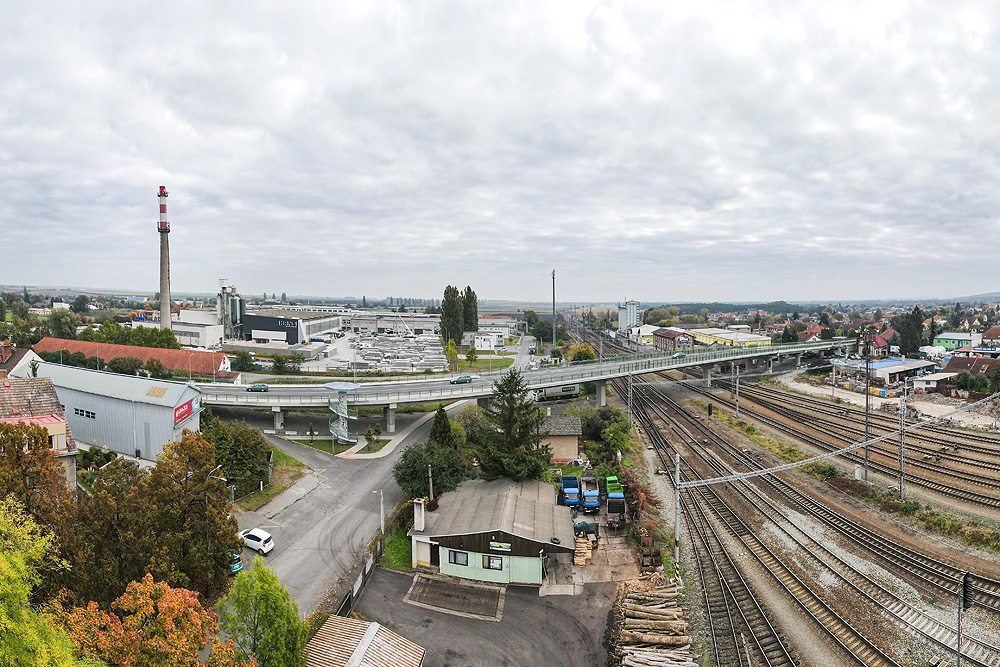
left=675, top=378, right=1000, bottom=509
left=622, top=380, right=901, bottom=666
left=630, top=382, right=1000, bottom=666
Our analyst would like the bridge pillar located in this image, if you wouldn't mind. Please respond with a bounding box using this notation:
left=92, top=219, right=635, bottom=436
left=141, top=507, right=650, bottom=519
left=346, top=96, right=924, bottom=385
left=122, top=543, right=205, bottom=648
left=384, top=403, right=397, bottom=434
left=595, top=380, right=607, bottom=407
left=795, top=354, right=802, bottom=368
left=272, top=407, right=285, bottom=430
left=477, top=396, right=492, bottom=410
left=767, top=356, right=774, bottom=373
left=701, top=364, right=714, bottom=387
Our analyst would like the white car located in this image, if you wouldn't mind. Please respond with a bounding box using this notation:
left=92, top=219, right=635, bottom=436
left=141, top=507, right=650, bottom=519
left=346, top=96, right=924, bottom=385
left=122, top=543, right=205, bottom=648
left=238, top=528, right=274, bottom=555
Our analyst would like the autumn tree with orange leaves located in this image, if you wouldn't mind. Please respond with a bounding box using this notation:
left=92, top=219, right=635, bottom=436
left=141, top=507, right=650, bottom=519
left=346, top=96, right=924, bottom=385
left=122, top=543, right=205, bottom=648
left=60, top=573, right=254, bottom=667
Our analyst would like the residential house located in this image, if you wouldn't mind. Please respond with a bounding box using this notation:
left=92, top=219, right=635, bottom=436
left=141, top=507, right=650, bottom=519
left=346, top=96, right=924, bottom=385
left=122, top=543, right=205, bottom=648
left=934, top=332, right=982, bottom=351
left=982, top=326, right=1000, bottom=347
left=0, top=377, right=78, bottom=491
left=542, top=415, right=582, bottom=462
left=0, top=341, right=41, bottom=379
left=798, top=332, right=822, bottom=343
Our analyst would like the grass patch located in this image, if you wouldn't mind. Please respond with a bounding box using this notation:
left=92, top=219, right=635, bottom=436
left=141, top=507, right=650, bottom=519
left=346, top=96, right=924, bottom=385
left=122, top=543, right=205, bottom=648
left=357, top=401, right=452, bottom=416
left=292, top=439, right=355, bottom=455
left=271, top=447, right=304, bottom=467
left=237, top=483, right=288, bottom=511
left=379, top=528, right=413, bottom=571
left=452, top=357, right=515, bottom=373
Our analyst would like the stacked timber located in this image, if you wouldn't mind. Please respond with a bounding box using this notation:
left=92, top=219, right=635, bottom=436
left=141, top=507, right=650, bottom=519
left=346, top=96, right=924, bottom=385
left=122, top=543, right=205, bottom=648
left=574, top=537, right=592, bottom=566
left=612, top=573, right=695, bottom=667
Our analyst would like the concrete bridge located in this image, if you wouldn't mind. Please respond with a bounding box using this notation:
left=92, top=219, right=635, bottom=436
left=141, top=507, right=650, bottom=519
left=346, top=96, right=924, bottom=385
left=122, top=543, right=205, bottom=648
left=197, top=340, right=852, bottom=433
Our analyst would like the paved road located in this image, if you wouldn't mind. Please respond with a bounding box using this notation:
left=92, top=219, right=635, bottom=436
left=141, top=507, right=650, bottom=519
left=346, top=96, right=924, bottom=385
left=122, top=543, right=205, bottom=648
left=357, top=568, right=615, bottom=667
left=233, top=412, right=439, bottom=618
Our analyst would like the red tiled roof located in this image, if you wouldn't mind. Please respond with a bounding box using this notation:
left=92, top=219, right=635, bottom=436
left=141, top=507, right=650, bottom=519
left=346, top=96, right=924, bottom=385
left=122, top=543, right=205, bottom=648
left=983, top=326, right=1000, bottom=341
left=33, top=338, right=227, bottom=376
left=943, top=357, right=1000, bottom=375
left=0, top=413, right=65, bottom=425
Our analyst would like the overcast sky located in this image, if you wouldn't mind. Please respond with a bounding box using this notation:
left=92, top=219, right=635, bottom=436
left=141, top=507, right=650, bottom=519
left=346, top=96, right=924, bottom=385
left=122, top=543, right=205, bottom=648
left=3, top=2, right=999, bottom=304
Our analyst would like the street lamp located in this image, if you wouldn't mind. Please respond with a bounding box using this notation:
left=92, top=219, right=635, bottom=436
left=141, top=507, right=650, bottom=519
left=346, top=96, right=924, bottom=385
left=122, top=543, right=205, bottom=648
left=188, top=353, right=194, bottom=382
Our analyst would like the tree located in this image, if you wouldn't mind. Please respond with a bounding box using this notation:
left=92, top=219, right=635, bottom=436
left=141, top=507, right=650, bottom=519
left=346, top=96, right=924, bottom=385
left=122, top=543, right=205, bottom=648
left=455, top=404, right=489, bottom=443
left=68, top=459, right=153, bottom=609
left=523, top=310, right=540, bottom=330
left=819, top=328, right=834, bottom=340
left=462, top=286, right=478, bottom=332
left=286, top=352, right=305, bottom=373
left=202, top=421, right=271, bottom=500
left=48, top=308, right=81, bottom=340
left=0, top=422, right=75, bottom=586
left=780, top=326, right=797, bottom=344
left=530, top=319, right=552, bottom=343
left=143, top=432, right=240, bottom=598
left=280, top=292, right=287, bottom=303
left=107, top=356, right=145, bottom=376
left=466, top=346, right=478, bottom=364
left=820, top=312, right=831, bottom=327
left=445, top=340, right=458, bottom=371
left=62, top=573, right=246, bottom=667
left=270, top=355, right=289, bottom=374
left=990, top=366, right=1000, bottom=395
left=0, top=496, right=82, bottom=667
left=0, top=298, right=6, bottom=322
left=216, top=557, right=306, bottom=666
left=440, top=285, right=463, bottom=344
left=428, top=407, right=457, bottom=449
left=477, top=368, right=550, bottom=481
left=144, top=358, right=172, bottom=380
left=70, top=295, right=90, bottom=315
left=569, top=343, right=596, bottom=362
left=231, top=351, right=255, bottom=372
left=392, top=441, right=465, bottom=498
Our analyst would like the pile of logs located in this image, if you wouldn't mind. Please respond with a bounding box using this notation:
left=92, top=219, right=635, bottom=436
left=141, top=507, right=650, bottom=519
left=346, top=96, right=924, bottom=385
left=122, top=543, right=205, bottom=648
left=574, top=537, right=592, bottom=566
left=613, top=574, right=695, bottom=666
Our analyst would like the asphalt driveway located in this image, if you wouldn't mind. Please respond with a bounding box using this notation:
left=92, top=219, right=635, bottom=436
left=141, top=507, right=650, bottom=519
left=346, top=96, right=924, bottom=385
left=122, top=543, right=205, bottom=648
left=356, top=568, right=615, bottom=667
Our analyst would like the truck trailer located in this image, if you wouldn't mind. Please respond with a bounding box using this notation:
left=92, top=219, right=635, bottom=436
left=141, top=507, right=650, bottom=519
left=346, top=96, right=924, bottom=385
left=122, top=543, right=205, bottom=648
left=535, top=384, right=581, bottom=401
left=606, top=476, right=626, bottom=525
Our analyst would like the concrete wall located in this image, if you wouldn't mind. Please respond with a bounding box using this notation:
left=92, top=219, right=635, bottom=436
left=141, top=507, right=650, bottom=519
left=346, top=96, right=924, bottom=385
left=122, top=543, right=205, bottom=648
left=546, top=435, right=580, bottom=462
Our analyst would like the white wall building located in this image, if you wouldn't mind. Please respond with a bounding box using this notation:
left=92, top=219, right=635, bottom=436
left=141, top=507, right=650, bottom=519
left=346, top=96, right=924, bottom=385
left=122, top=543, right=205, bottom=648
left=618, top=300, right=639, bottom=334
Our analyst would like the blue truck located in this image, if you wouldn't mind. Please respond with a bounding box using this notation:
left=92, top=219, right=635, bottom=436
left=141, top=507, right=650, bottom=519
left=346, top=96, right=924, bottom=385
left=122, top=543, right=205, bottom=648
left=561, top=475, right=580, bottom=509
left=581, top=477, right=600, bottom=513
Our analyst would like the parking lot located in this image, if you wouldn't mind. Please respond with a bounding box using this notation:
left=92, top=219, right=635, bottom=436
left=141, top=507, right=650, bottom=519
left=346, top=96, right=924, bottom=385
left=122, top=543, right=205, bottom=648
left=356, top=569, right=615, bottom=667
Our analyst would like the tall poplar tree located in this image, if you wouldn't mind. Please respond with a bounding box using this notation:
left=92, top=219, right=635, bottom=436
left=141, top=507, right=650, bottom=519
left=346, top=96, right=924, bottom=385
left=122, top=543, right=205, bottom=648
left=440, top=285, right=463, bottom=343
left=462, top=285, right=478, bottom=332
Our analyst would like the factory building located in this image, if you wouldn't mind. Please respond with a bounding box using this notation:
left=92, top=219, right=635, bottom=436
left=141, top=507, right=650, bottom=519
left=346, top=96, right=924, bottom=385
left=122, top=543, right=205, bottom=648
left=242, top=308, right=342, bottom=344
left=133, top=318, right=223, bottom=348
left=13, top=362, right=202, bottom=461
left=32, top=338, right=232, bottom=380
left=685, top=327, right=772, bottom=348
left=350, top=312, right=439, bottom=336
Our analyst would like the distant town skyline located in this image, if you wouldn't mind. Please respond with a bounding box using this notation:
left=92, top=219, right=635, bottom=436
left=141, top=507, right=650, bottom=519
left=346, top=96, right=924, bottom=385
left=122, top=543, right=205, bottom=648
left=4, top=2, right=999, bottom=302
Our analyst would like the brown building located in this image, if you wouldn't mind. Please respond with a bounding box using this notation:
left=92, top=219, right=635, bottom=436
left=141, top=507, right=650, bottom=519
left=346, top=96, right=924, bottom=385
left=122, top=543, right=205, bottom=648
left=543, top=415, right=582, bottom=462
left=652, top=328, right=693, bottom=352
left=0, top=377, right=77, bottom=490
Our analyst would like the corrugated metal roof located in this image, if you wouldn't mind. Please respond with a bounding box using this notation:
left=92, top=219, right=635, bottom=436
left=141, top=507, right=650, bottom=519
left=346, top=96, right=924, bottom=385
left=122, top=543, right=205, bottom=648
left=411, top=479, right=575, bottom=551
left=306, top=616, right=424, bottom=667
left=13, top=361, right=197, bottom=408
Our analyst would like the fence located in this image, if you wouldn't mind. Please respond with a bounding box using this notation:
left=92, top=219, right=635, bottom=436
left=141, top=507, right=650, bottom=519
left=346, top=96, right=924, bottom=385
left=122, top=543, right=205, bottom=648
left=334, top=538, right=384, bottom=617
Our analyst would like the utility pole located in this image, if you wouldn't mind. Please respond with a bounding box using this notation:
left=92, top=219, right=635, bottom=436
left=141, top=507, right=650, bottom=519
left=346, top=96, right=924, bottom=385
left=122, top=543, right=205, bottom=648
left=832, top=363, right=836, bottom=400
left=735, top=364, right=740, bottom=419
left=428, top=464, right=434, bottom=499
left=957, top=571, right=974, bottom=667
left=864, top=326, right=871, bottom=484
left=551, top=269, right=556, bottom=355
left=899, top=378, right=907, bottom=499
left=673, top=453, right=681, bottom=566
left=627, top=370, right=633, bottom=426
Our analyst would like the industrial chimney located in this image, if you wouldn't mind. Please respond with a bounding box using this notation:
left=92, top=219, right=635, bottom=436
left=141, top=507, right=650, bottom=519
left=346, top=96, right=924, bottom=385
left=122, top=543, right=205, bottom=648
left=157, top=186, right=172, bottom=331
